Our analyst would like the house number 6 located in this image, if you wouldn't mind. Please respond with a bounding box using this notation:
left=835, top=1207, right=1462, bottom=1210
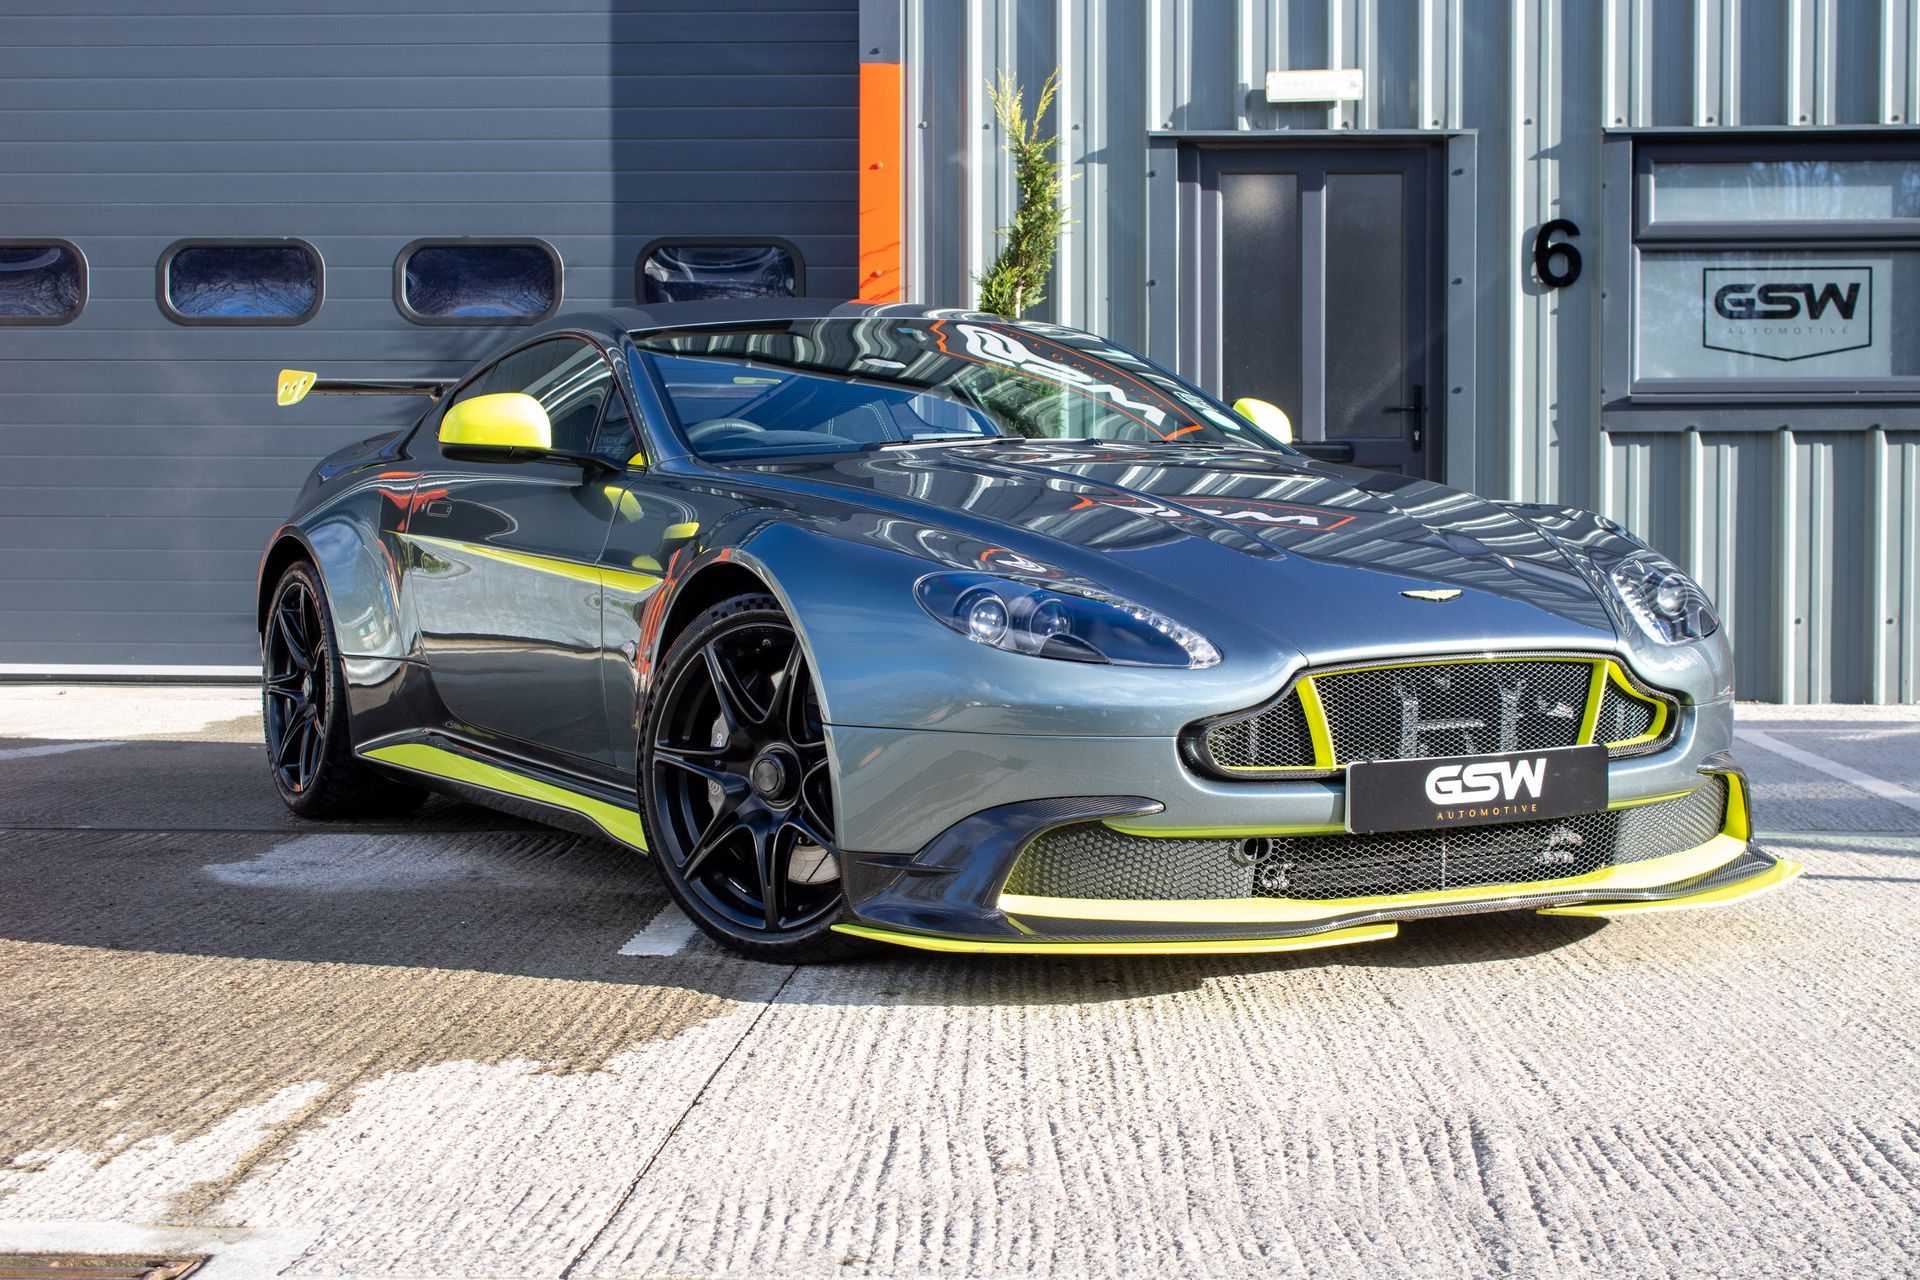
left=1532, top=219, right=1582, bottom=289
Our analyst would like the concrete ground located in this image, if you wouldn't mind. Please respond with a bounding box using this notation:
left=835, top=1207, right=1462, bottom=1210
left=1, top=686, right=1916, bottom=1280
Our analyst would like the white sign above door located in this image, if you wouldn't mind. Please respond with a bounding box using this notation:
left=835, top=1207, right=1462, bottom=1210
left=1265, top=69, right=1365, bottom=103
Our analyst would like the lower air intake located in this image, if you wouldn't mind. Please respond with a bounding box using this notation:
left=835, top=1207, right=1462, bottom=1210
left=1003, top=778, right=1729, bottom=903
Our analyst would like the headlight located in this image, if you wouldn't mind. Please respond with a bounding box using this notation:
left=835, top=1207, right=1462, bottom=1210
left=915, top=572, right=1221, bottom=668
left=1608, top=552, right=1719, bottom=645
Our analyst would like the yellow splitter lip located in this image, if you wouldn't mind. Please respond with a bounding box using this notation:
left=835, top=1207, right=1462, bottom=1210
left=834, top=855, right=1802, bottom=956
left=832, top=772, right=1801, bottom=956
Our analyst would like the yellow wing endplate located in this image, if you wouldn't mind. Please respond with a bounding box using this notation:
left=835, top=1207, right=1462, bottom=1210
left=277, top=369, right=317, bottom=407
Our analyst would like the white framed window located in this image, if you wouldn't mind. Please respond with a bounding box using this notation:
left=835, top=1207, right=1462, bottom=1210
left=1628, top=139, right=1920, bottom=397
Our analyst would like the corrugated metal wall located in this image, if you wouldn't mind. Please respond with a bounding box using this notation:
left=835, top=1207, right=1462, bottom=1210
left=896, top=0, right=1920, bottom=702
left=0, top=0, right=856, bottom=672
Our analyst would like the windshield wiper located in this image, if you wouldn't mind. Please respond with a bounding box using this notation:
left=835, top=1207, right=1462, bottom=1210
left=872, top=434, right=1001, bottom=449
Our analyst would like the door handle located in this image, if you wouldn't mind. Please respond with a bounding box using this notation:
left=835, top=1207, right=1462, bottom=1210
left=1385, top=385, right=1424, bottom=448
left=420, top=499, right=453, bottom=519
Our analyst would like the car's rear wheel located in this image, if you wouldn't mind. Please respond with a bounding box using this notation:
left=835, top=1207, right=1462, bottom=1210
left=641, top=593, right=873, bottom=963
left=263, top=561, right=426, bottom=819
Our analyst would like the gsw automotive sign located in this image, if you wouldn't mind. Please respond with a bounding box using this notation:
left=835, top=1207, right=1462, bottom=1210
left=1345, top=744, right=1607, bottom=834
left=1703, top=265, right=1872, bottom=362
left=1424, top=756, right=1548, bottom=806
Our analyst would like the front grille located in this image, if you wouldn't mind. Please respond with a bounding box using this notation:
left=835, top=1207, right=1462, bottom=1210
left=1316, top=660, right=1591, bottom=762
left=1003, top=778, right=1729, bottom=903
left=1195, top=654, right=1679, bottom=778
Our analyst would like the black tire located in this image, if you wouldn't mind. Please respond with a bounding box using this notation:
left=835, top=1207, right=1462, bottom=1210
left=262, top=561, right=427, bottom=820
left=640, top=593, right=874, bottom=963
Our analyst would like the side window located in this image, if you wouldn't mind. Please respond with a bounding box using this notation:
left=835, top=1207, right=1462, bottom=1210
left=590, top=387, right=638, bottom=462
left=451, top=338, right=614, bottom=454
left=399, top=240, right=560, bottom=324
left=0, top=241, right=86, bottom=325
left=638, top=240, right=802, bottom=303
left=160, top=240, right=321, bottom=325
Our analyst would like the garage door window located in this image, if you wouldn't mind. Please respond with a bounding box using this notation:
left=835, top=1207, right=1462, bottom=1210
left=638, top=240, right=801, bottom=304
left=1629, top=140, right=1920, bottom=394
left=398, top=240, right=560, bottom=324
left=160, top=240, right=322, bottom=325
left=0, top=241, right=85, bottom=325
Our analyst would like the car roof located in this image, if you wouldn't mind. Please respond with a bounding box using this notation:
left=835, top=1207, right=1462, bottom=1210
left=528, top=299, right=1012, bottom=343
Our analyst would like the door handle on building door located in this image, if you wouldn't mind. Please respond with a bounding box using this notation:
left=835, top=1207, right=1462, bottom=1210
left=1385, top=385, right=1424, bottom=449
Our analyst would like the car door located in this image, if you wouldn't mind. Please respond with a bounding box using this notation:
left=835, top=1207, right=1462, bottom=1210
left=593, top=379, right=704, bottom=779
left=405, top=336, right=631, bottom=764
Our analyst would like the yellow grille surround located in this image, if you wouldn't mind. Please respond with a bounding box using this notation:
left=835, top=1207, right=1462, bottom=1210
left=1195, top=654, right=1677, bottom=780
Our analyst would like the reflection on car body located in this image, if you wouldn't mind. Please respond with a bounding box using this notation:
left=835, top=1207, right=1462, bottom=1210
left=257, top=301, right=1799, bottom=962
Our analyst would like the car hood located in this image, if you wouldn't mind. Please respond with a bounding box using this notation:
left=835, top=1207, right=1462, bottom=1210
left=735, top=440, right=1622, bottom=661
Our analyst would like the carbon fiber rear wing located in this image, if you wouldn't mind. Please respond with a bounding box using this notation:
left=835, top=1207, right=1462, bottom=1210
left=276, top=369, right=458, bottom=406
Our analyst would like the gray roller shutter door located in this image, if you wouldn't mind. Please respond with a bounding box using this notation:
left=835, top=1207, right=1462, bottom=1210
left=0, top=0, right=857, bottom=672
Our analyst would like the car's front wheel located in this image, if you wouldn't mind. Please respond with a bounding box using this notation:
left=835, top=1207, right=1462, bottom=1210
left=262, top=561, right=426, bottom=819
left=641, top=593, right=872, bottom=963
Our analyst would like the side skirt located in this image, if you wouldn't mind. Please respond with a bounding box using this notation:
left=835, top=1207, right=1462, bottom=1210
left=362, top=738, right=647, bottom=851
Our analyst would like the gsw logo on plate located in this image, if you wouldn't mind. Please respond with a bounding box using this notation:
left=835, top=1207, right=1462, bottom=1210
left=1424, top=757, right=1549, bottom=805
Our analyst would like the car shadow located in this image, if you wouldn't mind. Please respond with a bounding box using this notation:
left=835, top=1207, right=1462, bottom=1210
left=0, top=736, right=1624, bottom=1010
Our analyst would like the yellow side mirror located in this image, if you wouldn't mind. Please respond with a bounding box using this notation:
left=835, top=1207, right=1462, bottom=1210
left=439, top=392, right=552, bottom=452
left=1232, top=396, right=1294, bottom=444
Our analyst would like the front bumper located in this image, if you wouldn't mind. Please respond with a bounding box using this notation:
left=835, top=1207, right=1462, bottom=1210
left=834, top=762, right=1800, bottom=956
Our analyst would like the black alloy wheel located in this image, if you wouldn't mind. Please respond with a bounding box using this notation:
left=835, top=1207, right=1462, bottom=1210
left=264, top=572, right=329, bottom=796
left=261, top=561, right=425, bottom=819
left=643, top=595, right=871, bottom=961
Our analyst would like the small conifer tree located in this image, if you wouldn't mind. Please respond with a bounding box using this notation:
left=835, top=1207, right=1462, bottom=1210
left=975, top=70, right=1069, bottom=319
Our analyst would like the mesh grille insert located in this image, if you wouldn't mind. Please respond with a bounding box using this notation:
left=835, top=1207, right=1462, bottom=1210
left=1004, top=778, right=1729, bottom=904
left=1316, top=661, right=1592, bottom=763
left=1194, top=656, right=1680, bottom=778
left=1596, top=680, right=1660, bottom=756
left=1202, top=690, right=1315, bottom=771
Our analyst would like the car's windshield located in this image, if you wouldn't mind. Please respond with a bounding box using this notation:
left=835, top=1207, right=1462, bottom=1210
left=633, top=317, right=1286, bottom=461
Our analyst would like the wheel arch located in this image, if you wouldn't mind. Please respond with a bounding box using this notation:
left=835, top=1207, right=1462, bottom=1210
left=653, top=558, right=778, bottom=662
left=640, top=535, right=858, bottom=742
left=256, top=527, right=318, bottom=634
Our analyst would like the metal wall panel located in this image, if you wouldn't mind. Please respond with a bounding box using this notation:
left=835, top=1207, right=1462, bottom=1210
left=893, top=0, right=1920, bottom=701
left=0, top=0, right=857, bottom=671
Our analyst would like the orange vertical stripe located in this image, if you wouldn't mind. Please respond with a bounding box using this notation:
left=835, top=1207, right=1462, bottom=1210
left=858, top=61, right=904, bottom=303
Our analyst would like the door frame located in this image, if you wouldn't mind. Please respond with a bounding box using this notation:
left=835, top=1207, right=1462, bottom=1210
left=1146, top=130, right=1478, bottom=485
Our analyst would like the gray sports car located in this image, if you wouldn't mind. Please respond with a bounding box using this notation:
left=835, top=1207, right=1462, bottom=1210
left=259, top=301, right=1799, bottom=961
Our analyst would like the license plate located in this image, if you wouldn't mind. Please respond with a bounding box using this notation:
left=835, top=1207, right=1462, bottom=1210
left=1345, top=744, right=1608, bottom=834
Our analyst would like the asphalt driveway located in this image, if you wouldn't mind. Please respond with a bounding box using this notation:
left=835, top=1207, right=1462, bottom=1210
left=1, top=686, right=1916, bottom=1278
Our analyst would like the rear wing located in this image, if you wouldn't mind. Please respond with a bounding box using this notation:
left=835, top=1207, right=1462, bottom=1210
left=276, top=369, right=458, bottom=407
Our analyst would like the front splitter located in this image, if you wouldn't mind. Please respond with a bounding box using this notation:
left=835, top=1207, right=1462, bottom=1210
left=831, top=921, right=1397, bottom=957
left=834, top=845, right=1802, bottom=956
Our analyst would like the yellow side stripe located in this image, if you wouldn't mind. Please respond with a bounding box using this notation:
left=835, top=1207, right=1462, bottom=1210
left=830, top=921, right=1397, bottom=956
left=403, top=533, right=662, bottom=595
left=365, top=742, right=647, bottom=850
left=1537, top=857, right=1803, bottom=917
